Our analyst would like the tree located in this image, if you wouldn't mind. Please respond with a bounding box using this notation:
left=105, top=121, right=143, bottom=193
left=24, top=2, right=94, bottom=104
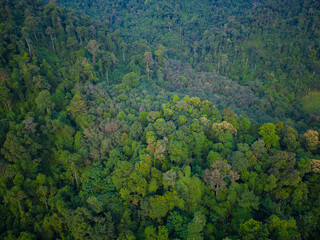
left=210, top=121, right=237, bottom=142
left=239, top=219, right=269, bottom=240
left=167, top=140, right=189, bottom=164
left=203, top=159, right=239, bottom=196
left=45, top=27, right=55, bottom=51
left=268, top=151, right=300, bottom=197
left=17, top=232, right=36, bottom=239
left=223, top=108, right=240, bottom=130
left=281, top=126, right=299, bottom=151
left=162, top=103, right=174, bottom=120
left=23, top=117, right=38, bottom=136
left=0, top=79, right=11, bottom=111
left=176, top=166, right=202, bottom=212
left=129, top=121, right=143, bottom=139
left=157, top=226, right=169, bottom=240
left=122, top=72, right=139, bottom=88
left=36, top=174, right=49, bottom=208
left=144, top=52, right=153, bottom=79
left=231, top=151, right=249, bottom=172
left=154, top=49, right=164, bottom=63
left=145, top=226, right=157, bottom=240
left=120, top=42, right=127, bottom=61
left=186, top=211, right=206, bottom=240
left=259, top=123, right=279, bottom=149
left=173, top=95, right=179, bottom=104
left=86, top=40, right=101, bottom=65
left=64, top=208, right=115, bottom=240
left=22, top=27, right=32, bottom=56
left=89, top=25, right=96, bottom=39
left=310, top=159, right=320, bottom=174
left=102, top=53, right=112, bottom=85
left=301, top=92, right=320, bottom=120
left=76, top=26, right=83, bottom=44
left=35, top=90, right=55, bottom=114
left=303, top=130, right=319, bottom=152
left=267, top=215, right=300, bottom=240
left=163, top=169, right=177, bottom=190
left=145, top=226, right=168, bottom=240
left=67, top=91, right=88, bottom=119
left=1, top=132, right=40, bottom=176
left=166, top=210, right=188, bottom=238
left=149, top=191, right=183, bottom=220
left=110, top=53, right=119, bottom=75
left=251, top=140, right=267, bottom=160
left=4, top=186, right=27, bottom=219
left=87, top=196, right=104, bottom=214
left=24, top=10, right=39, bottom=43
left=237, top=187, right=259, bottom=210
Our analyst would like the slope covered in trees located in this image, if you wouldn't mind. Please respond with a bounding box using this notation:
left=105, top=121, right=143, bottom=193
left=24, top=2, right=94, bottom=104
left=0, top=0, right=320, bottom=239
left=57, top=0, right=320, bottom=126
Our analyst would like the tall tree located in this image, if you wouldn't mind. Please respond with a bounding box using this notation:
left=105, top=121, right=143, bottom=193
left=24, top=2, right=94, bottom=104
left=120, top=42, right=126, bottom=61
left=76, top=26, right=83, bottom=44
left=259, top=123, right=279, bottom=149
left=102, top=53, right=112, bottom=85
left=144, top=51, right=153, bottom=79
left=67, top=91, right=88, bottom=119
left=45, top=27, right=55, bottom=51
left=203, top=159, right=239, bottom=196
left=303, top=130, right=319, bottom=153
left=35, top=90, right=55, bottom=114
left=24, top=10, right=39, bottom=43
left=86, top=40, right=100, bottom=65
left=22, top=27, right=32, bottom=56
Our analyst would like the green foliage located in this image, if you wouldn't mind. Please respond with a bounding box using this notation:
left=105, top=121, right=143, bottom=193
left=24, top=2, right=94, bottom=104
left=267, top=215, right=300, bottom=240
left=1, top=0, right=320, bottom=239
left=301, top=91, right=320, bottom=120
left=303, top=130, right=319, bottom=152
left=65, top=208, right=115, bottom=240
left=259, top=123, right=280, bottom=148
left=67, top=92, right=88, bottom=119
left=231, top=151, right=249, bottom=172
left=239, top=219, right=269, bottom=240
left=176, top=166, right=203, bottom=212
left=187, top=211, right=206, bottom=240
left=149, top=191, right=183, bottom=220
left=35, top=90, right=55, bottom=114
left=122, top=72, right=139, bottom=88
left=178, top=115, right=187, bottom=126
left=173, top=95, right=179, bottom=104
left=167, top=140, right=189, bottom=164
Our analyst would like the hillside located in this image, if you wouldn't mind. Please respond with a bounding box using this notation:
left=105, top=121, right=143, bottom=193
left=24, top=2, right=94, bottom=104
left=0, top=0, right=320, bottom=239
left=57, top=0, right=320, bottom=125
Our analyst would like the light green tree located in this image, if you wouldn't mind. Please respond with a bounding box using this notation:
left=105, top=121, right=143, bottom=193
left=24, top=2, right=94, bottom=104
left=122, top=72, right=139, bottom=88
left=35, top=90, right=55, bottom=114
left=259, top=123, right=279, bottom=148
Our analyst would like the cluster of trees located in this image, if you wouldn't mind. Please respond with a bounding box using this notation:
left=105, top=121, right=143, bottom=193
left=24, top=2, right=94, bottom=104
left=1, top=75, right=320, bottom=239
left=0, top=0, right=320, bottom=239
left=57, top=0, right=320, bottom=126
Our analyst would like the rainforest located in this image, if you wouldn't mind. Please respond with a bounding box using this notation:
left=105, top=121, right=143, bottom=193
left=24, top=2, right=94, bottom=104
left=0, top=0, right=319, bottom=239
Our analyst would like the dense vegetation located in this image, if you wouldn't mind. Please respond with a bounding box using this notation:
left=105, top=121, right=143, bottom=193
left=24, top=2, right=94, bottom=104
left=0, top=0, right=319, bottom=239
left=58, top=0, right=320, bottom=126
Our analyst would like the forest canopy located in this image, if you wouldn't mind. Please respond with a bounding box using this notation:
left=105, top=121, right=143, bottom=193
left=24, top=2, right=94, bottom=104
left=0, top=0, right=319, bottom=239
